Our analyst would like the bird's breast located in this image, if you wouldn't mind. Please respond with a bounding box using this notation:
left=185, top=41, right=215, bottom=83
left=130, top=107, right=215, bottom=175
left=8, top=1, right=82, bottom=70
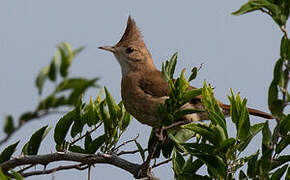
left=121, top=74, right=165, bottom=127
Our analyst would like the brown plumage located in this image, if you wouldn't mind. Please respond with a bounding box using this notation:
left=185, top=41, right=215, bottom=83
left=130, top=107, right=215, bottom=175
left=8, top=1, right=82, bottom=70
left=99, top=16, right=273, bottom=127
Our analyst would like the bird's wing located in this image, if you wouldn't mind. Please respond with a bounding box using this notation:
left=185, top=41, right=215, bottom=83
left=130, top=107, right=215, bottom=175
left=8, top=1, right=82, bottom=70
left=139, top=70, right=170, bottom=97
left=139, top=70, right=202, bottom=103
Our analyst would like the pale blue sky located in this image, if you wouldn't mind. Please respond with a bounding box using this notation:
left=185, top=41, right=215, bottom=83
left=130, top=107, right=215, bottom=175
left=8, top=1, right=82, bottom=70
left=0, top=1, right=287, bottom=179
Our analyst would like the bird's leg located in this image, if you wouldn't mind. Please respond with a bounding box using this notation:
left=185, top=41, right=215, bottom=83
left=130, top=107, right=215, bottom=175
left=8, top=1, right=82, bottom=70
left=154, top=126, right=166, bottom=142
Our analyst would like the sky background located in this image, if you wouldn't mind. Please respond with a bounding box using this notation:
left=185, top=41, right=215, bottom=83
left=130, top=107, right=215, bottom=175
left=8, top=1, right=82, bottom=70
left=0, top=1, right=289, bottom=180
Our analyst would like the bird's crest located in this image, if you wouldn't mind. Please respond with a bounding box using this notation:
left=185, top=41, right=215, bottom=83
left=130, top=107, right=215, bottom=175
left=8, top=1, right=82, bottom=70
left=116, top=16, right=145, bottom=47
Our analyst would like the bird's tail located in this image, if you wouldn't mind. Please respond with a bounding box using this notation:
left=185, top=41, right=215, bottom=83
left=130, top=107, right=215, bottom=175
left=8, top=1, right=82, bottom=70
left=220, top=104, right=273, bottom=119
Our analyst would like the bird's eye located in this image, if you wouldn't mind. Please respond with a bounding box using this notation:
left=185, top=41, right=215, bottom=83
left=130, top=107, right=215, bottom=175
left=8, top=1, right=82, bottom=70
left=125, top=47, right=134, bottom=54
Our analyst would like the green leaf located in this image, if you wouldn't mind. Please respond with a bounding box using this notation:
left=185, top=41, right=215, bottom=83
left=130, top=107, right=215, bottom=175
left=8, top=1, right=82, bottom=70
left=228, top=90, right=238, bottom=124
left=54, top=110, right=75, bottom=144
left=270, top=164, right=288, bottom=180
left=70, top=105, right=83, bottom=138
left=59, top=42, right=74, bottom=78
left=181, top=143, right=215, bottom=154
left=182, top=123, right=218, bottom=146
left=268, top=81, right=279, bottom=111
left=262, top=121, right=272, bottom=146
left=191, top=158, right=204, bottom=173
left=237, top=101, right=251, bottom=141
left=104, top=87, right=118, bottom=122
left=85, top=132, right=92, bottom=151
left=271, top=155, right=290, bottom=170
left=237, top=123, right=264, bottom=151
left=57, top=78, right=98, bottom=92
left=87, top=135, right=106, bottom=154
left=276, top=135, right=290, bottom=154
left=181, top=88, right=202, bottom=104
left=73, top=46, right=85, bottom=57
left=202, top=83, right=227, bottom=136
left=35, top=65, right=49, bottom=95
left=11, top=170, right=23, bottom=180
left=0, top=141, right=19, bottom=164
left=161, top=52, right=178, bottom=82
left=67, top=78, right=99, bottom=104
left=281, top=36, right=290, bottom=59
left=259, top=148, right=273, bottom=177
left=161, top=139, right=175, bottom=159
left=247, top=151, right=259, bottom=178
left=83, top=98, right=99, bottom=126
left=193, top=153, right=226, bottom=177
left=168, top=52, right=178, bottom=79
left=273, top=58, right=284, bottom=87
left=173, top=128, right=196, bottom=143
left=239, top=170, right=247, bottom=180
left=232, top=1, right=262, bottom=16
left=269, top=99, right=283, bottom=116
left=172, top=150, right=185, bottom=176
left=232, top=1, right=282, bottom=26
left=22, top=125, right=49, bottom=155
left=120, top=112, right=131, bottom=131
left=286, top=166, right=290, bottom=180
left=0, top=169, right=8, bottom=180
left=280, top=115, right=290, bottom=135
left=188, top=67, right=197, bottom=82
left=134, top=140, right=145, bottom=162
left=69, top=145, right=87, bottom=153
left=219, top=138, right=236, bottom=152
left=48, top=52, right=59, bottom=81
left=4, top=115, right=14, bottom=135
left=212, top=125, right=227, bottom=145
left=179, top=156, right=206, bottom=179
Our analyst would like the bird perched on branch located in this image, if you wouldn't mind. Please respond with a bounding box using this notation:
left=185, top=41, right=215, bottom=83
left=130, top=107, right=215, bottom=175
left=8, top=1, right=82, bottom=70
left=99, top=16, right=273, bottom=127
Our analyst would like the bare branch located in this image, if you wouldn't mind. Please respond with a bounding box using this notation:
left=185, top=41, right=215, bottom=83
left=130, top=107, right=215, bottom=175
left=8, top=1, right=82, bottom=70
left=20, top=163, right=88, bottom=177
left=0, top=151, right=142, bottom=178
left=152, top=158, right=172, bottom=168
left=117, top=148, right=148, bottom=156
left=163, top=120, right=190, bottom=131
left=70, top=123, right=102, bottom=145
left=0, top=110, right=65, bottom=146
left=112, top=134, right=139, bottom=152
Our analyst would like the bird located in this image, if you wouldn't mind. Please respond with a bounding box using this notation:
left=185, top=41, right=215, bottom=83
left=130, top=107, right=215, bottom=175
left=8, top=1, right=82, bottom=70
left=98, top=16, right=273, bottom=128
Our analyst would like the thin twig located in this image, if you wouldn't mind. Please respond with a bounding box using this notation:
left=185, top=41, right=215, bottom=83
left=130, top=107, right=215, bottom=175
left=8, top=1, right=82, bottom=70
left=70, top=123, right=102, bottom=145
left=197, top=63, right=204, bottom=71
left=152, top=158, right=172, bottom=168
left=87, top=165, right=91, bottom=180
left=20, top=163, right=88, bottom=177
left=163, top=120, right=190, bottom=131
left=117, top=148, right=148, bottom=156
left=0, top=151, right=143, bottom=178
left=18, top=164, right=34, bottom=173
left=112, top=134, right=139, bottom=152
left=281, top=25, right=288, bottom=38
left=0, top=110, right=66, bottom=146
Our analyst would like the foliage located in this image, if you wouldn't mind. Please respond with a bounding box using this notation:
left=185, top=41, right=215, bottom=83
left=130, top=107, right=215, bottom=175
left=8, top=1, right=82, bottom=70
left=0, top=1, right=289, bottom=179
left=164, top=1, right=290, bottom=179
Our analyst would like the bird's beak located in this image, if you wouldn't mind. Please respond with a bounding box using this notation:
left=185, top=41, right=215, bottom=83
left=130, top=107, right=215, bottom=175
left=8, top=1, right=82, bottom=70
left=98, top=46, right=116, bottom=53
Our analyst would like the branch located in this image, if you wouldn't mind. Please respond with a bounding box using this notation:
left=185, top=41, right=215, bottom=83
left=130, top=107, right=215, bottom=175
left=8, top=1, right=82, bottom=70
left=112, top=134, right=139, bottom=152
left=0, top=110, right=65, bottom=146
left=70, top=123, right=102, bottom=145
left=117, top=148, right=148, bottom=156
left=0, top=151, right=143, bottom=178
left=152, top=158, right=172, bottom=168
left=20, top=163, right=88, bottom=177
left=281, top=25, right=288, bottom=38
left=163, top=120, right=190, bottom=131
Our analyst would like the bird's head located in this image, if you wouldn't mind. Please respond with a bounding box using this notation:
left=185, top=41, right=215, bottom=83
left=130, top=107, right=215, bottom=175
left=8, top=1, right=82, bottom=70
left=99, top=16, right=156, bottom=75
